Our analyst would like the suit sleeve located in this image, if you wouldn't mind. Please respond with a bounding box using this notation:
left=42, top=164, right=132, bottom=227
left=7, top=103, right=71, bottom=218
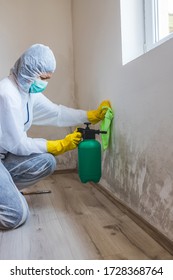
left=32, top=93, right=88, bottom=127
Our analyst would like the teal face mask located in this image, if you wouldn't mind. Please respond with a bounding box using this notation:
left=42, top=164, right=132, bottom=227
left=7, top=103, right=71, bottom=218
left=29, top=79, right=48, bottom=94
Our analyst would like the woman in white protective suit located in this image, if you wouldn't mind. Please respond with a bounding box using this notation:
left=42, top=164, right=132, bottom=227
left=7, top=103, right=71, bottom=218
left=0, top=44, right=111, bottom=230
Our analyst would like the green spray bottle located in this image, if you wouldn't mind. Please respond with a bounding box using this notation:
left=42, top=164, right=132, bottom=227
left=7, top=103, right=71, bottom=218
left=77, top=122, right=107, bottom=183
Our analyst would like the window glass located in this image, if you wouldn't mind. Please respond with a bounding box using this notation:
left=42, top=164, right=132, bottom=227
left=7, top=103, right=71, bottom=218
left=157, top=0, right=173, bottom=41
left=168, top=1, right=173, bottom=33
left=120, top=0, right=173, bottom=65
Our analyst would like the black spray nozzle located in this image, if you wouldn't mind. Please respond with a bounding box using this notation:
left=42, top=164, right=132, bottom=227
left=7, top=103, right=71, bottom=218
left=77, top=122, right=107, bottom=140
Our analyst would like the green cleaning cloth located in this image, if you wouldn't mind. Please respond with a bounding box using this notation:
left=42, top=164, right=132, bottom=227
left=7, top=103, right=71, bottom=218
left=100, top=106, right=114, bottom=150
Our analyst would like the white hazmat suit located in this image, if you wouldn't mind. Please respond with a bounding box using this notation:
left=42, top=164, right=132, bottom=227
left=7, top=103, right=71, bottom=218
left=0, top=44, right=87, bottom=230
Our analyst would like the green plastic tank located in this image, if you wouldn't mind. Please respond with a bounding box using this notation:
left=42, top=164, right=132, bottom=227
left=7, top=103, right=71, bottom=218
left=77, top=123, right=107, bottom=183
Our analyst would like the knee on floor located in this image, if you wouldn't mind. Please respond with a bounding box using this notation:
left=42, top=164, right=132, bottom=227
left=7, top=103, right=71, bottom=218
left=0, top=201, right=29, bottom=230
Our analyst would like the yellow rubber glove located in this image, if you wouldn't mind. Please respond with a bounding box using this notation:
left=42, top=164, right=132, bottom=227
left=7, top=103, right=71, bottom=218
left=87, top=100, right=111, bottom=124
left=47, top=130, right=82, bottom=156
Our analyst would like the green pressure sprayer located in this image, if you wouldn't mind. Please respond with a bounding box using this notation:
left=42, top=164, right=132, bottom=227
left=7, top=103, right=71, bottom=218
left=77, top=122, right=107, bottom=183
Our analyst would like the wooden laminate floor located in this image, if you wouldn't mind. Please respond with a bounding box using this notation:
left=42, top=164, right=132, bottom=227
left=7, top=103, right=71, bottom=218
left=0, top=173, right=172, bottom=260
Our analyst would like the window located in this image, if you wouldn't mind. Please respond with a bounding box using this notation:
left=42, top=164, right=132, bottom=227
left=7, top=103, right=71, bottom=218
left=157, top=0, right=173, bottom=40
left=145, top=0, right=173, bottom=51
left=120, top=0, right=173, bottom=64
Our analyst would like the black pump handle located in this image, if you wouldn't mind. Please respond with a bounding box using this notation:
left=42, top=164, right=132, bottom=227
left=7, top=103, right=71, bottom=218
left=84, top=122, right=91, bottom=128
left=77, top=123, right=107, bottom=139
left=83, top=122, right=106, bottom=134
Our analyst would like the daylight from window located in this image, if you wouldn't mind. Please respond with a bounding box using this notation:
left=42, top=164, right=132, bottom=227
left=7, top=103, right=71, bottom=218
left=168, top=0, right=173, bottom=33
left=120, top=0, right=173, bottom=65
left=158, top=0, right=173, bottom=41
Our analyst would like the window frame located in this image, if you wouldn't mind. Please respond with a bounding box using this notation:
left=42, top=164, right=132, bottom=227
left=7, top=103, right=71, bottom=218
left=144, top=0, right=173, bottom=52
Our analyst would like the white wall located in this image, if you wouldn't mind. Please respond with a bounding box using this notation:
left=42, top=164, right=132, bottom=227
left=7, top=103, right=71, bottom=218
left=0, top=0, right=77, bottom=169
left=72, top=0, right=173, bottom=240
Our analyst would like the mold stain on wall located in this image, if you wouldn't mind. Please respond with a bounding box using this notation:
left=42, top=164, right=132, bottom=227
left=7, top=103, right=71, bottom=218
left=101, top=124, right=173, bottom=241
